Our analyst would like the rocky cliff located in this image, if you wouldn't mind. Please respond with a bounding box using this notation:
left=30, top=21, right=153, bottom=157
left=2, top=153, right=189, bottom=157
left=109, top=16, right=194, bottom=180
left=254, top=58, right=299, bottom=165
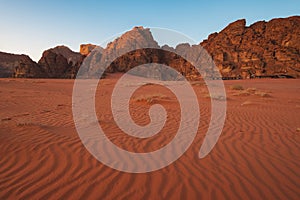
left=85, top=17, right=300, bottom=79
left=0, top=52, right=42, bottom=78
left=37, top=46, right=84, bottom=78
left=201, top=16, right=300, bottom=78
left=12, top=46, right=84, bottom=78
left=101, top=26, right=160, bottom=73
left=13, top=57, right=44, bottom=78
left=83, top=27, right=203, bottom=80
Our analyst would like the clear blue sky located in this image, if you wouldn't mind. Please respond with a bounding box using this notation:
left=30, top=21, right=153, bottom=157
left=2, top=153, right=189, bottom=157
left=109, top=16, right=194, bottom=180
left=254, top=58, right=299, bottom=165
left=0, top=0, right=299, bottom=61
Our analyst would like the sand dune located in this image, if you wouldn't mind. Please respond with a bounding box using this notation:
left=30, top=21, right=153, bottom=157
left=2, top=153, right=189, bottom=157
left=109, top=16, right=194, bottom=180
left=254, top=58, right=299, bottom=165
left=0, top=76, right=299, bottom=199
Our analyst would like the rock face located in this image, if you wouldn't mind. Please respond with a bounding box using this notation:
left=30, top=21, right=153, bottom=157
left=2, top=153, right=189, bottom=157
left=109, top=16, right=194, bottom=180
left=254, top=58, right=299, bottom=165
left=13, top=57, right=44, bottom=78
left=48, top=46, right=83, bottom=67
left=108, top=48, right=200, bottom=80
left=37, top=46, right=84, bottom=78
left=81, top=26, right=161, bottom=77
left=86, top=17, right=300, bottom=80
left=80, top=44, right=97, bottom=56
left=9, top=46, right=85, bottom=78
left=201, top=16, right=300, bottom=78
left=84, top=26, right=201, bottom=80
left=0, top=52, right=41, bottom=78
left=100, top=26, right=160, bottom=73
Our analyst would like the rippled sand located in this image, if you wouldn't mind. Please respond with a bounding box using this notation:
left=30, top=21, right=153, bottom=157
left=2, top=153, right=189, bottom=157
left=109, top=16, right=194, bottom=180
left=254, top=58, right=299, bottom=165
left=0, top=75, right=299, bottom=199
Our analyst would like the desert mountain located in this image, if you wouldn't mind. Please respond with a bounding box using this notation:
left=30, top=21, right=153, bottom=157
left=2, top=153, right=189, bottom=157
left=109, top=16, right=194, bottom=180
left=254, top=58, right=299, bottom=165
left=104, top=16, right=300, bottom=79
left=0, top=16, right=299, bottom=79
left=99, top=26, right=160, bottom=73
left=79, top=26, right=203, bottom=80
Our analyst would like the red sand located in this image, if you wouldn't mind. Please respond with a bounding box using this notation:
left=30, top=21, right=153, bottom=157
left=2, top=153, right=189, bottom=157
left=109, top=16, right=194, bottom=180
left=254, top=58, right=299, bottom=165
left=0, top=76, right=299, bottom=199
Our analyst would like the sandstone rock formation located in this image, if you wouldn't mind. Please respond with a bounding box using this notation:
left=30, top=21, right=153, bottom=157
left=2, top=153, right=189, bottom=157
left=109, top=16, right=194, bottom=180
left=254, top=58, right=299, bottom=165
left=201, top=16, right=300, bottom=78
left=86, top=17, right=300, bottom=80
left=80, top=44, right=97, bottom=56
left=37, top=46, right=84, bottom=78
left=43, top=46, right=84, bottom=67
left=101, top=26, right=160, bottom=73
left=83, top=27, right=202, bottom=80
left=9, top=46, right=85, bottom=78
left=0, top=52, right=41, bottom=78
left=13, top=57, right=44, bottom=78
left=108, top=48, right=200, bottom=80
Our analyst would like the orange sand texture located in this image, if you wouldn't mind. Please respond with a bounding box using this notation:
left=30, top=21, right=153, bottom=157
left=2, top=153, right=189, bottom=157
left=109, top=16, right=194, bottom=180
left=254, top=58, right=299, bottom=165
left=0, top=75, right=299, bottom=199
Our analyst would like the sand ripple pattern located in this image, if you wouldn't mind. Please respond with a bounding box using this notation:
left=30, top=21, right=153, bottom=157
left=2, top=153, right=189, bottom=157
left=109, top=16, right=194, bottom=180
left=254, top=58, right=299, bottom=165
left=0, top=78, right=299, bottom=199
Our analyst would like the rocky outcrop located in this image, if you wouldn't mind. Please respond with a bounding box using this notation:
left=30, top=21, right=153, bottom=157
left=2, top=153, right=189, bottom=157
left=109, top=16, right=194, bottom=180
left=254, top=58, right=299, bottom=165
left=201, top=16, right=300, bottom=78
left=9, top=46, right=85, bottom=78
left=101, top=26, right=160, bottom=73
left=87, top=17, right=300, bottom=80
left=37, top=51, right=72, bottom=78
left=80, top=26, right=160, bottom=77
left=13, top=57, right=44, bottom=78
left=108, top=48, right=200, bottom=80
left=44, top=46, right=84, bottom=67
left=0, top=52, right=41, bottom=78
left=37, top=46, right=84, bottom=78
left=80, top=44, right=97, bottom=56
left=84, top=26, right=202, bottom=80
left=104, top=26, right=159, bottom=72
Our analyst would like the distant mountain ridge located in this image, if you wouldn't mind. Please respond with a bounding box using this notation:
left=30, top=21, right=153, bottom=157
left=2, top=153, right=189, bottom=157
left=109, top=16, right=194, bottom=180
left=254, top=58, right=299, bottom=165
left=0, top=16, right=299, bottom=79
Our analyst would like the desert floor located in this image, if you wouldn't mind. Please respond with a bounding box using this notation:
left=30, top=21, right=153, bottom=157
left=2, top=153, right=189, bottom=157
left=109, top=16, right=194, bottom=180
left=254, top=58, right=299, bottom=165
left=0, top=75, right=299, bottom=199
